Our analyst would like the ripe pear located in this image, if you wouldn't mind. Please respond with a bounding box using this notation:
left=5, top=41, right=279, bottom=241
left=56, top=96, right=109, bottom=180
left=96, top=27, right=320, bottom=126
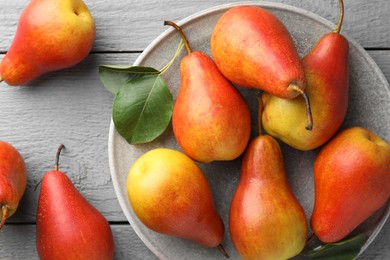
left=165, top=21, right=251, bottom=163
left=0, top=0, right=95, bottom=86
left=262, top=0, right=349, bottom=150
left=311, top=127, right=390, bottom=243
left=127, top=148, right=227, bottom=256
left=230, top=99, right=308, bottom=259
left=230, top=135, right=308, bottom=259
left=0, top=141, right=27, bottom=229
left=36, top=145, right=114, bottom=259
left=210, top=6, right=315, bottom=130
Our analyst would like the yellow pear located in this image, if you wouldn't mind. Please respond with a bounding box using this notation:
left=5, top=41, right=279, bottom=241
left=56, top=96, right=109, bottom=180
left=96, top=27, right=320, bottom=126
left=126, top=148, right=227, bottom=254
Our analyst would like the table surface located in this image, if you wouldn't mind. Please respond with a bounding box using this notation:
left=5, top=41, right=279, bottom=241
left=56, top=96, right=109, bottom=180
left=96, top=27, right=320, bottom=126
left=0, top=0, right=389, bottom=259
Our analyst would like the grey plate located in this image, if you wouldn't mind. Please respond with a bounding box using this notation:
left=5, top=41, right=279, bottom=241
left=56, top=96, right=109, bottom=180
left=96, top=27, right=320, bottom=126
left=109, top=2, right=390, bottom=259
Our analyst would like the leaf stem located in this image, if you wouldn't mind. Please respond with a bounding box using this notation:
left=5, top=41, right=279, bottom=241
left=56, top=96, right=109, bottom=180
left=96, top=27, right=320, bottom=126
left=160, top=39, right=184, bottom=74
left=164, top=20, right=192, bottom=54
left=335, top=0, right=344, bottom=34
left=217, top=244, right=230, bottom=258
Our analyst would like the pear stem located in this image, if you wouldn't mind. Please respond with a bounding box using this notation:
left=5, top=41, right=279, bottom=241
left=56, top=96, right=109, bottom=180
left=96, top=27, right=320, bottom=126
left=335, top=0, right=344, bottom=34
left=54, top=144, right=65, bottom=171
left=290, top=85, right=313, bottom=131
left=0, top=205, right=9, bottom=229
left=164, top=20, right=192, bottom=54
left=217, top=244, right=230, bottom=258
left=34, top=144, right=66, bottom=192
left=257, top=91, right=263, bottom=136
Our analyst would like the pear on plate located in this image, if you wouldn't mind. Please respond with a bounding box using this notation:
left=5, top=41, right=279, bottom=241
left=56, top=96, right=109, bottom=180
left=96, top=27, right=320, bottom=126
left=127, top=148, right=228, bottom=256
left=229, top=97, right=308, bottom=259
left=311, top=127, right=390, bottom=243
left=165, top=21, right=251, bottom=163
left=262, top=0, right=349, bottom=150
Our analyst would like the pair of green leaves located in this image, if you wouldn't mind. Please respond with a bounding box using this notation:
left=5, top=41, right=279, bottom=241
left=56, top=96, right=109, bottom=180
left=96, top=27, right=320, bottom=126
left=99, top=41, right=184, bottom=144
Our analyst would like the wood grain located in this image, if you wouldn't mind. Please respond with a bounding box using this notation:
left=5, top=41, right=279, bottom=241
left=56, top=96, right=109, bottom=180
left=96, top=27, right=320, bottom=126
left=0, top=53, right=138, bottom=222
left=0, top=222, right=389, bottom=260
left=0, top=0, right=389, bottom=52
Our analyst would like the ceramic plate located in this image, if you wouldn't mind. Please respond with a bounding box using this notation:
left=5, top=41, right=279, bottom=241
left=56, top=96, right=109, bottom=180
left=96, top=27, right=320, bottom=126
left=109, top=2, right=390, bottom=259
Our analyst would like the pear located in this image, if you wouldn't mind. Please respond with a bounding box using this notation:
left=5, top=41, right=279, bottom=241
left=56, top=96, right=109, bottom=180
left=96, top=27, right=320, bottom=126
left=0, top=141, right=27, bottom=229
left=0, top=0, right=95, bottom=86
left=36, top=145, right=114, bottom=259
left=127, top=148, right=228, bottom=256
left=311, top=127, right=390, bottom=243
left=211, top=5, right=313, bottom=130
left=165, top=21, right=251, bottom=163
left=211, top=5, right=305, bottom=99
left=229, top=97, right=308, bottom=259
left=262, top=0, right=349, bottom=150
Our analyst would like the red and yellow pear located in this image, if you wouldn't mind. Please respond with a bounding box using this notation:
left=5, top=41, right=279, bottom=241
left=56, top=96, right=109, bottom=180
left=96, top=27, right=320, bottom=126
left=0, top=0, right=95, bottom=86
left=311, top=127, right=390, bottom=243
left=262, top=0, right=349, bottom=150
left=166, top=21, right=251, bottom=163
left=229, top=97, right=308, bottom=259
left=0, top=141, right=27, bottom=229
left=127, top=148, right=228, bottom=256
left=211, top=5, right=313, bottom=130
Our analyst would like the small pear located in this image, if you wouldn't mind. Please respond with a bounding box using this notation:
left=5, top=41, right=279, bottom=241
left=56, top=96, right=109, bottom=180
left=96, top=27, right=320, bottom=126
left=0, top=0, right=95, bottom=86
left=262, top=0, right=349, bottom=150
left=127, top=148, right=228, bottom=256
left=36, top=145, right=114, bottom=259
left=0, top=141, right=27, bottom=229
left=165, top=21, right=251, bottom=163
left=229, top=97, right=308, bottom=259
left=311, top=127, right=390, bottom=243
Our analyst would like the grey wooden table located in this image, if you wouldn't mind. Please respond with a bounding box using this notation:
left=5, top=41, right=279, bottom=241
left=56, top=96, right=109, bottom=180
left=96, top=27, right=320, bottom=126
left=0, top=0, right=389, bottom=259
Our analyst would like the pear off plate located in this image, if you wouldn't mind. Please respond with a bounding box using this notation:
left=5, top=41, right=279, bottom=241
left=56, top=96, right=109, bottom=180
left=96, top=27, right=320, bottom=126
left=108, top=2, right=390, bottom=259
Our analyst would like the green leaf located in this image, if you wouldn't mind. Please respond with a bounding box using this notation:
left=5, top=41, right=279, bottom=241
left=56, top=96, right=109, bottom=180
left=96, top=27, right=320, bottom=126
left=99, top=65, right=160, bottom=95
left=112, top=73, right=173, bottom=144
left=304, top=234, right=367, bottom=260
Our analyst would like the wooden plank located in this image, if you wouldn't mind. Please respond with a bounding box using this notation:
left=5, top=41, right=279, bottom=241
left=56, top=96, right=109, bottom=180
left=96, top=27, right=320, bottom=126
left=0, top=222, right=388, bottom=259
left=0, top=224, right=156, bottom=260
left=0, top=0, right=389, bottom=52
left=0, top=53, right=139, bottom=223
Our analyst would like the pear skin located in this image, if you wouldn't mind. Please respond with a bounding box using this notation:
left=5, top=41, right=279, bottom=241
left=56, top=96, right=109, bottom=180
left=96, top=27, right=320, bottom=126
left=36, top=145, right=114, bottom=259
left=211, top=5, right=306, bottom=99
left=311, top=127, right=390, bottom=243
left=0, top=0, right=95, bottom=86
left=173, top=51, right=251, bottom=163
left=0, top=141, right=27, bottom=229
left=262, top=0, right=349, bottom=150
left=230, top=135, right=308, bottom=260
left=127, top=148, right=225, bottom=249
left=165, top=21, right=251, bottom=163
